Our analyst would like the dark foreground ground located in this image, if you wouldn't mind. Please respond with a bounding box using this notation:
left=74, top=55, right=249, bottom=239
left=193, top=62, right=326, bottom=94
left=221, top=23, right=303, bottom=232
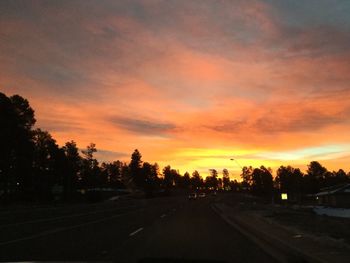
left=0, top=193, right=276, bottom=262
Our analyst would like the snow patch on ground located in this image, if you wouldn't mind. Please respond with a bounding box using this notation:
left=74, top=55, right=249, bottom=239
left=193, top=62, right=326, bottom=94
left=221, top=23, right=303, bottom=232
left=108, top=196, right=120, bottom=201
left=314, top=206, right=350, bottom=218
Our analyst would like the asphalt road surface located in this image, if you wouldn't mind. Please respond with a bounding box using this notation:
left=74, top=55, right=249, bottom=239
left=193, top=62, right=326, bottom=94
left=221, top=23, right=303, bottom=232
left=0, top=194, right=276, bottom=262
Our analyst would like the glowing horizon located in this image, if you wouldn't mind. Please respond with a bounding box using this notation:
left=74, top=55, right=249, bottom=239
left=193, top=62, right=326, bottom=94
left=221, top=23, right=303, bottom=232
left=1, top=0, right=350, bottom=180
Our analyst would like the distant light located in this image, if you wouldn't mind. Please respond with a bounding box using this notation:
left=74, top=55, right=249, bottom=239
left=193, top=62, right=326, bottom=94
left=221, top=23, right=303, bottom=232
left=281, top=193, right=288, bottom=200
left=16, top=182, right=20, bottom=186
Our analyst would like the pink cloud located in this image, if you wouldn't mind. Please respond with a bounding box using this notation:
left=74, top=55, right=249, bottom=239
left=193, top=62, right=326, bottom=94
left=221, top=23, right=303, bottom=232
left=1, top=0, right=350, bottom=173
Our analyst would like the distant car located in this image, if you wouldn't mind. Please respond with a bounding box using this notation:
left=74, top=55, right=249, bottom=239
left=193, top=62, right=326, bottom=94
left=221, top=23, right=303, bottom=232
left=188, top=193, right=197, bottom=200
left=198, top=193, right=206, bottom=198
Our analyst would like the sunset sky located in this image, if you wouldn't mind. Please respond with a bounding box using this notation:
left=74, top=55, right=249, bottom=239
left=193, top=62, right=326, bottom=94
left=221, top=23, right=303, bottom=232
left=1, top=0, right=350, bottom=179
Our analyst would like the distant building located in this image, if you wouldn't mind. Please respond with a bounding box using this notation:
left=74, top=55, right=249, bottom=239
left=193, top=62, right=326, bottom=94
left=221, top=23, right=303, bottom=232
left=315, top=184, right=350, bottom=208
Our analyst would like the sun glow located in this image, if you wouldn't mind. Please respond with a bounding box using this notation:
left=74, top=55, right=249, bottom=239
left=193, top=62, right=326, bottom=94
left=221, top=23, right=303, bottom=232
left=1, top=0, right=350, bottom=176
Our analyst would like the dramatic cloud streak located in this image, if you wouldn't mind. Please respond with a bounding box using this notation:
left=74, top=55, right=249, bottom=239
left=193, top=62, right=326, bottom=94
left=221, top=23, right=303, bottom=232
left=109, top=116, right=176, bottom=136
left=1, top=0, right=350, bottom=178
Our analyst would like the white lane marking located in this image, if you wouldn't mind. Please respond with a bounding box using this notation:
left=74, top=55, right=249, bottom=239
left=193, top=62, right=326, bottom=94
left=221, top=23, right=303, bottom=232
left=0, top=209, right=140, bottom=247
left=160, top=214, right=166, bottom=218
left=129, top=227, right=143, bottom=237
left=0, top=203, right=101, bottom=215
left=0, top=205, right=138, bottom=228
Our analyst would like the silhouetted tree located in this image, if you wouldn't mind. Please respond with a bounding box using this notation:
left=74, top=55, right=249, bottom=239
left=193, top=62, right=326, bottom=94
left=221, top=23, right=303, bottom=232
left=321, top=169, right=349, bottom=188
left=222, top=169, right=230, bottom=190
left=81, top=143, right=100, bottom=188
left=181, top=172, right=191, bottom=189
left=62, top=141, right=81, bottom=199
left=140, top=162, right=160, bottom=194
left=173, top=170, right=182, bottom=187
left=10, top=95, right=36, bottom=196
left=101, top=160, right=124, bottom=188
left=241, top=166, right=253, bottom=190
left=0, top=92, right=19, bottom=198
left=206, top=169, right=218, bottom=189
left=251, top=166, right=273, bottom=196
left=163, top=165, right=173, bottom=188
left=229, top=179, right=239, bottom=191
left=334, top=169, right=349, bottom=184
left=32, top=129, right=63, bottom=201
left=218, top=178, right=223, bottom=189
left=162, top=165, right=180, bottom=188
left=129, top=149, right=143, bottom=189
left=275, top=166, right=303, bottom=193
left=190, top=170, right=202, bottom=189
left=150, top=163, right=161, bottom=190
left=10, top=95, right=36, bottom=129
left=141, top=162, right=151, bottom=192
left=303, top=161, right=327, bottom=193
left=121, top=162, right=133, bottom=189
left=0, top=92, right=36, bottom=201
left=100, top=162, right=110, bottom=187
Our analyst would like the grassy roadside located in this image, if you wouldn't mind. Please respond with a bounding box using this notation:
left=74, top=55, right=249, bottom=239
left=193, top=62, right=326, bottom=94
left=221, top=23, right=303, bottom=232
left=222, top=193, right=350, bottom=246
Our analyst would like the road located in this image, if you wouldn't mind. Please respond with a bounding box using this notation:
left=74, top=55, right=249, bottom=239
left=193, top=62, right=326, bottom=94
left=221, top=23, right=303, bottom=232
left=0, top=194, right=276, bottom=262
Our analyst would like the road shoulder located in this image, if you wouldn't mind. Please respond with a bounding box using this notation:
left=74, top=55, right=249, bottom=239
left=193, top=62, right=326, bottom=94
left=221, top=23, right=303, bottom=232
left=212, top=202, right=350, bottom=263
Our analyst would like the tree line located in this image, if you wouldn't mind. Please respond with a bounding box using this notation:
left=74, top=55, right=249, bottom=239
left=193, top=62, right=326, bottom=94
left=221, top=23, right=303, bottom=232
left=0, top=92, right=236, bottom=202
left=239, top=161, right=350, bottom=201
left=1, top=92, right=349, bottom=203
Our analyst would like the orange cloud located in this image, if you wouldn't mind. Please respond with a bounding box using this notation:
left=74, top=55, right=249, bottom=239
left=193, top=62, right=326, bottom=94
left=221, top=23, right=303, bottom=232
left=1, top=0, right=350, bottom=176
